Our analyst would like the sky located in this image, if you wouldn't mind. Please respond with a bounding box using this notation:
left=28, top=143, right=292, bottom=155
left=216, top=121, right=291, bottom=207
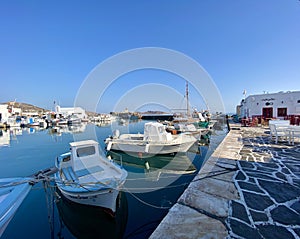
left=0, top=1, right=299, bottom=114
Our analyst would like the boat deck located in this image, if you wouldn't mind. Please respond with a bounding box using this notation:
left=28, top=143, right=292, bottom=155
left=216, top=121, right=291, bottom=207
left=60, top=161, right=121, bottom=186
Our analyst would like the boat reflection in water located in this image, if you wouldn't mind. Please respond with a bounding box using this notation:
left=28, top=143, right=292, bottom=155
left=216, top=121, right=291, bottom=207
left=108, top=151, right=198, bottom=193
left=103, top=150, right=201, bottom=238
left=55, top=190, right=128, bottom=239
left=108, top=151, right=196, bottom=175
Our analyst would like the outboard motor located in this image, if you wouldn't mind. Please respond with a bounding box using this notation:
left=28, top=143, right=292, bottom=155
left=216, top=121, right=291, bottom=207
left=113, top=129, right=120, bottom=139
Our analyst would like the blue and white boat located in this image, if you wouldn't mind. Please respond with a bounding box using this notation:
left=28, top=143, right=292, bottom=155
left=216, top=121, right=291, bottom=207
left=55, top=140, right=127, bottom=214
left=0, top=177, right=32, bottom=237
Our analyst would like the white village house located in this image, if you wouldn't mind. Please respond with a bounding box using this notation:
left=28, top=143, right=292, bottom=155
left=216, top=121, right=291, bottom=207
left=55, top=105, right=87, bottom=119
left=0, top=103, right=22, bottom=123
left=0, top=104, right=10, bottom=123
left=238, top=91, right=300, bottom=124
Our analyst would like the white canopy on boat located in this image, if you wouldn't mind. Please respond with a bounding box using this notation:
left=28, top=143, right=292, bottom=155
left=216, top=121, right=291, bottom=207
left=143, top=122, right=172, bottom=142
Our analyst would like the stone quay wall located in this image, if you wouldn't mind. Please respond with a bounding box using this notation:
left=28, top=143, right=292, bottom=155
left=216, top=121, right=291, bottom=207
left=150, top=125, right=300, bottom=239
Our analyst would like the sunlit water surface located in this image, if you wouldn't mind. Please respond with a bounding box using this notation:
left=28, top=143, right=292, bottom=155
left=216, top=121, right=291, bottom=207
left=0, top=120, right=226, bottom=239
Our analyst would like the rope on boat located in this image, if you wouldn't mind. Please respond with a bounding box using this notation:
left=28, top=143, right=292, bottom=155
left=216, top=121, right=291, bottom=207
left=0, top=179, right=35, bottom=188
left=0, top=167, right=58, bottom=189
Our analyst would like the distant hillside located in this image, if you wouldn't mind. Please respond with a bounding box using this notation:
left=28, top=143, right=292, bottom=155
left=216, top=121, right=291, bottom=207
left=2, top=101, right=101, bottom=116
left=141, top=111, right=171, bottom=114
left=3, top=102, right=48, bottom=113
left=86, top=111, right=101, bottom=117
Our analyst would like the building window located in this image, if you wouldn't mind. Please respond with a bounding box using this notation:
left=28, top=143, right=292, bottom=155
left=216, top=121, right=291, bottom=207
left=277, top=108, right=287, bottom=117
left=297, top=100, right=300, bottom=103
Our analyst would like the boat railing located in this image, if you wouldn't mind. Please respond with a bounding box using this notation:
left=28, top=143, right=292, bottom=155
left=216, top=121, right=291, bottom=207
left=107, top=151, right=124, bottom=168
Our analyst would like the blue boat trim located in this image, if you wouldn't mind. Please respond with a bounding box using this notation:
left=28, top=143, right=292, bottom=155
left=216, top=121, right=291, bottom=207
left=61, top=168, right=78, bottom=182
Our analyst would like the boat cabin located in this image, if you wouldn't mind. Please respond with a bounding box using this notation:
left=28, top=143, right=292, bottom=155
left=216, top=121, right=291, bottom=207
left=69, top=140, right=101, bottom=171
left=143, top=122, right=172, bottom=142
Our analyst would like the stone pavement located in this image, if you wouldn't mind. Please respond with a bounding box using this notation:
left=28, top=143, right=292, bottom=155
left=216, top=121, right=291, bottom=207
left=228, top=127, right=300, bottom=239
left=150, top=125, right=300, bottom=239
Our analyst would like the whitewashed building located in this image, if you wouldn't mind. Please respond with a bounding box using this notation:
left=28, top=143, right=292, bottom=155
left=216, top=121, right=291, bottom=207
left=11, top=107, right=22, bottom=115
left=55, top=105, right=87, bottom=119
left=0, top=103, right=22, bottom=124
left=239, top=91, right=300, bottom=119
left=0, top=104, right=10, bottom=123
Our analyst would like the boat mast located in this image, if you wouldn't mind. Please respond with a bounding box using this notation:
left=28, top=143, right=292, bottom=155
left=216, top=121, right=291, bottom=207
left=186, top=81, right=190, bottom=117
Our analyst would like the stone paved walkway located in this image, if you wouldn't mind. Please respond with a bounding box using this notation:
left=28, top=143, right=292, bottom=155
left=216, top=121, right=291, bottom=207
left=227, top=127, right=300, bottom=239
left=150, top=125, right=300, bottom=239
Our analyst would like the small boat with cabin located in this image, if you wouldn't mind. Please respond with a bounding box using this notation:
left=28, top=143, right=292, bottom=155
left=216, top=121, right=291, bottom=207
left=105, top=122, right=197, bottom=155
left=55, top=140, right=127, bottom=214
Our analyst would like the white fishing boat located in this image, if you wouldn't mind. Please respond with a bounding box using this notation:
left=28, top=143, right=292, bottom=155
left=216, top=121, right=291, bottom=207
left=67, top=115, right=81, bottom=125
left=55, top=140, right=127, bottom=213
left=105, top=122, right=197, bottom=155
left=6, top=116, right=21, bottom=128
left=0, top=177, right=32, bottom=237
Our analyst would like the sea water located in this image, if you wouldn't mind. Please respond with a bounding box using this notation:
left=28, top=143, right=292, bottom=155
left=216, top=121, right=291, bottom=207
left=0, top=120, right=226, bottom=239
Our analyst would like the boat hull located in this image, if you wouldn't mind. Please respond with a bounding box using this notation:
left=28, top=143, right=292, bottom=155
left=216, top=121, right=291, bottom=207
left=57, top=186, right=120, bottom=213
left=0, top=178, right=32, bottom=237
left=107, top=136, right=196, bottom=155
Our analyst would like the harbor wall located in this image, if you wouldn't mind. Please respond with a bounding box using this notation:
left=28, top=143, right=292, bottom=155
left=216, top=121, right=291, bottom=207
left=150, top=127, right=243, bottom=238
left=151, top=124, right=300, bottom=238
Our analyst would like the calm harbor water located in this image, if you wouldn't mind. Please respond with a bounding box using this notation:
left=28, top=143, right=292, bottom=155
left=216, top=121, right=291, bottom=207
left=0, top=120, right=226, bottom=239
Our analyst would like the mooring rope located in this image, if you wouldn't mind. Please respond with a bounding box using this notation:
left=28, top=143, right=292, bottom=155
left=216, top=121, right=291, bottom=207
left=124, top=188, right=171, bottom=210
left=42, top=179, right=56, bottom=239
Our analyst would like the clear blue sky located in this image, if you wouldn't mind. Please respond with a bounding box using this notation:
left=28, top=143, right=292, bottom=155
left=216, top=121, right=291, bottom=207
left=1, top=1, right=299, bottom=113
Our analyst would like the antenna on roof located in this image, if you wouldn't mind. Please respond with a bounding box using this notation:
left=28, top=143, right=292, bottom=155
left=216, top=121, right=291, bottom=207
left=243, top=89, right=247, bottom=99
